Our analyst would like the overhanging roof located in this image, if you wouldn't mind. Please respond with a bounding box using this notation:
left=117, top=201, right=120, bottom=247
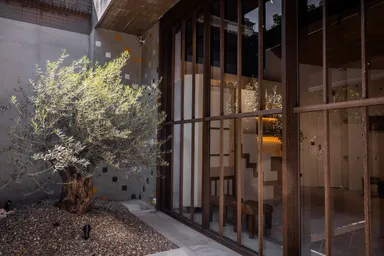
left=96, top=0, right=179, bottom=35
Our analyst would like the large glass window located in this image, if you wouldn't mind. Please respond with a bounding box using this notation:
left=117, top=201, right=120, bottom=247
left=162, top=0, right=384, bottom=254
left=298, top=1, right=384, bottom=255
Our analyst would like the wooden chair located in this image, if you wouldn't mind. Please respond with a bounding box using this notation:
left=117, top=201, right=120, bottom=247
left=232, top=200, right=273, bottom=239
left=209, top=194, right=237, bottom=226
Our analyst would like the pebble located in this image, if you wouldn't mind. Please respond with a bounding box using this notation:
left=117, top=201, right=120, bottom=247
left=0, top=200, right=177, bottom=256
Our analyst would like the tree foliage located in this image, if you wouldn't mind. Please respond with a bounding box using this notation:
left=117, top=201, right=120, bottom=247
left=1, top=51, right=167, bottom=195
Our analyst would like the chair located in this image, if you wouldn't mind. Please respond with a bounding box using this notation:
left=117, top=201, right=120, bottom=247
left=232, top=200, right=273, bottom=239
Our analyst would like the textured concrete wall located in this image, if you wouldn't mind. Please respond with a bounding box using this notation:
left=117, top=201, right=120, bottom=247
left=0, top=11, right=160, bottom=206
left=141, top=23, right=160, bottom=86
left=90, top=28, right=142, bottom=85
left=89, top=26, right=159, bottom=205
left=0, top=17, right=90, bottom=204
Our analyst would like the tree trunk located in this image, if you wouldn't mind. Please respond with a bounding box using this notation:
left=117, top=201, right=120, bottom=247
left=56, top=167, right=93, bottom=215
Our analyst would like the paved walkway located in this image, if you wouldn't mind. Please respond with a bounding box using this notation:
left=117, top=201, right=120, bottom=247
left=121, top=200, right=240, bottom=256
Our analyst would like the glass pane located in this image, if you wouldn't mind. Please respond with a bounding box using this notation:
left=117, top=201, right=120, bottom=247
left=174, top=28, right=182, bottom=121
left=298, top=0, right=323, bottom=106
left=241, top=0, right=259, bottom=113
left=223, top=0, right=239, bottom=115
left=367, top=0, right=384, bottom=99
left=163, top=125, right=173, bottom=210
left=263, top=0, right=282, bottom=111
left=262, top=114, right=283, bottom=255
left=182, top=123, right=192, bottom=218
left=196, top=13, right=204, bottom=119
left=209, top=119, right=236, bottom=236
left=210, top=0, right=221, bottom=117
left=209, top=120, right=220, bottom=232
left=368, top=105, right=384, bottom=255
left=240, top=116, right=260, bottom=252
left=300, top=111, right=325, bottom=255
left=329, top=108, right=365, bottom=255
left=193, top=122, right=204, bottom=225
left=184, top=20, right=193, bottom=120
left=173, top=124, right=181, bottom=212
left=327, top=2, right=362, bottom=103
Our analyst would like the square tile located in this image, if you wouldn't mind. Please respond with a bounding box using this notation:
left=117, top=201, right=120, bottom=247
left=95, top=41, right=101, bottom=47
left=105, top=52, right=111, bottom=58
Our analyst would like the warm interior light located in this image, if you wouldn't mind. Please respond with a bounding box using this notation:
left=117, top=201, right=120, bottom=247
left=262, top=136, right=281, bottom=143
left=255, top=117, right=278, bottom=122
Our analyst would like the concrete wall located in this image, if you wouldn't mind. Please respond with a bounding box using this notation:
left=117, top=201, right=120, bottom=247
left=0, top=17, right=89, bottom=204
left=0, top=10, right=160, bottom=205
left=89, top=26, right=159, bottom=204
left=90, top=28, right=142, bottom=84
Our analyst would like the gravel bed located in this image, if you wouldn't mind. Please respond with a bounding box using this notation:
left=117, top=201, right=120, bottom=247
left=0, top=200, right=177, bottom=256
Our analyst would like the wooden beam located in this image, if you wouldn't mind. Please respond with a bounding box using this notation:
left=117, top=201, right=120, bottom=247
left=219, top=0, right=225, bottom=239
left=205, top=109, right=283, bottom=120
left=361, top=1, right=372, bottom=255
left=258, top=0, right=265, bottom=254
left=170, top=27, right=176, bottom=211
left=236, top=0, right=243, bottom=246
left=322, top=1, right=333, bottom=255
left=294, top=96, right=384, bottom=113
left=191, top=12, right=197, bottom=222
left=202, top=4, right=211, bottom=229
left=180, top=20, right=186, bottom=218
left=282, top=0, right=300, bottom=255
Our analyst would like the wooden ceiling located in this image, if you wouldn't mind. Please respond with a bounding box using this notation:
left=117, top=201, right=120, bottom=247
left=97, top=0, right=179, bottom=35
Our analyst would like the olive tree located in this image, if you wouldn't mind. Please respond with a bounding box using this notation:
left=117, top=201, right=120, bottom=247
left=0, top=51, right=167, bottom=214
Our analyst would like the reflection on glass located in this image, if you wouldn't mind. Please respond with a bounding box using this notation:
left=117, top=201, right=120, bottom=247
left=264, top=0, right=282, bottom=110
left=367, top=1, right=384, bottom=100
left=174, top=28, right=182, bottom=121
left=209, top=118, right=237, bottom=240
left=327, top=2, right=361, bottom=103
left=173, top=124, right=181, bottom=212
left=180, top=122, right=204, bottom=225
left=262, top=114, right=283, bottom=255
left=240, top=1, right=259, bottom=113
left=368, top=105, right=384, bottom=255
left=209, top=120, right=221, bottom=232
left=301, top=109, right=367, bottom=256
left=182, top=123, right=192, bottom=218
left=193, top=122, right=204, bottom=225
left=240, top=116, right=260, bottom=252
left=300, top=111, right=325, bottom=256
left=210, top=1, right=221, bottom=117
left=329, top=108, right=365, bottom=255
left=196, top=13, right=204, bottom=118
left=184, top=20, right=193, bottom=120
left=298, top=0, right=323, bottom=106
